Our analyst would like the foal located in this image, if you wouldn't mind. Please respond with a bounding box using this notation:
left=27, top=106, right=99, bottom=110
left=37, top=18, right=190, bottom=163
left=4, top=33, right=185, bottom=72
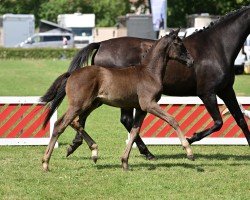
left=41, top=30, right=194, bottom=171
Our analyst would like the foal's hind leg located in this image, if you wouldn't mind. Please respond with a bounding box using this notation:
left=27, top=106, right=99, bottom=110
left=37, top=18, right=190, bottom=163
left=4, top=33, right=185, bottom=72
left=67, top=103, right=101, bottom=159
left=120, top=108, right=155, bottom=160
left=42, top=106, right=80, bottom=171
left=121, top=109, right=147, bottom=170
left=218, top=87, right=250, bottom=145
left=142, top=102, right=194, bottom=160
left=70, top=113, right=99, bottom=163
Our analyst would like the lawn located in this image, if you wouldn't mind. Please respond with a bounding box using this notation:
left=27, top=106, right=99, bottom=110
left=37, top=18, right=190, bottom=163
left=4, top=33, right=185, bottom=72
left=0, top=59, right=250, bottom=199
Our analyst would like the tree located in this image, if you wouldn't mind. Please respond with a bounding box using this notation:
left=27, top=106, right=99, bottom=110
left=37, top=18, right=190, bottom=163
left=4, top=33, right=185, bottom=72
left=167, top=0, right=250, bottom=27
left=91, top=0, right=131, bottom=27
left=0, top=0, right=249, bottom=27
left=0, top=0, right=47, bottom=25
left=39, top=0, right=93, bottom=23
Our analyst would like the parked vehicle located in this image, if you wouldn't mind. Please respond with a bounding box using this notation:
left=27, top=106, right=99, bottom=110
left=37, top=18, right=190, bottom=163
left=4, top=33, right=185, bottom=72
left=57, top=13, right=95, bottom=48
left=234, top=49, right=247, bottom=74
left=17, top=32, right=73, bottom=48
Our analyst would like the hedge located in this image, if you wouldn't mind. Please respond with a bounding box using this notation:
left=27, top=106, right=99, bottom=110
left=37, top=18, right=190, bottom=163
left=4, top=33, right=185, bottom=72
left=0, top=47, right=79, bottom=59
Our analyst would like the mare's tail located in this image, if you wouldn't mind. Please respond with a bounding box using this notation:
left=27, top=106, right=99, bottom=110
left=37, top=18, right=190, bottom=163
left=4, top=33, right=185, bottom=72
left=67, top=42, right=100, bottom=72
left=40, top=72, right=71, bottom=128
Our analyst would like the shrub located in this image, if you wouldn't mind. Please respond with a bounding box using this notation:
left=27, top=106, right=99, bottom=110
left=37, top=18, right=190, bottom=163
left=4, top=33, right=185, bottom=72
left=0, top=47, right=79, bottom=59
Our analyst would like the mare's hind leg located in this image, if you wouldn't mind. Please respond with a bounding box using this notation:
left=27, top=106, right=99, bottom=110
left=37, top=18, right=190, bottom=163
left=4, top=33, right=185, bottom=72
left=66, top=102, right=101, bottom=158
left=218, top=87, right=250, bottom=145
left=187, top=94, right=223, bottom=144
left=121, top=109, right=147, bottom=170
left=142, top=101, right=194, bottom=160
left=42, top=106, right=80, bottom=171
left=120, top=108, right=155, bottom=160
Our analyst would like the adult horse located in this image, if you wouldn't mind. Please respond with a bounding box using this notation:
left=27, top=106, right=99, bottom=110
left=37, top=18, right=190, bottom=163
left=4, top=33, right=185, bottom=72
left=41, top=31, right=194, bottom=171
left=67, top=6, right=250, bottom=160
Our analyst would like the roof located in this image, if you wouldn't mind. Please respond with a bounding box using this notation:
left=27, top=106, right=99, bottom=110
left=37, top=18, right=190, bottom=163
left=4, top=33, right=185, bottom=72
left=39, top=19, right=72, bottom=33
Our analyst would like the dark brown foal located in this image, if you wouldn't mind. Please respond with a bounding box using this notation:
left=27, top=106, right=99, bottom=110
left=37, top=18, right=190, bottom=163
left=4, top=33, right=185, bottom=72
left=41, top=29, right=194, bottom=171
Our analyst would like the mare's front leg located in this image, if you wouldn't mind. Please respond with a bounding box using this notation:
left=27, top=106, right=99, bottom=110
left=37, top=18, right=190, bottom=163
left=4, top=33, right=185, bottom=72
left=120, top=108, right=155, bottom=160
left=187, top=93, right=223, bottom=144
left=218, top=87, right=250, bottom=145
left=142, top=101, right=194, bottom=160
left=121, top=109, right=147, bottom=170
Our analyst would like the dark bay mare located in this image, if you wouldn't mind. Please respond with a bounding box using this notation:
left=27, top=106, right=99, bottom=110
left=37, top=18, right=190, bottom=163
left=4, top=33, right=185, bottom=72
left=65, top=6, right=250, bottom=160
left=41, top=31, right=194, bottom=171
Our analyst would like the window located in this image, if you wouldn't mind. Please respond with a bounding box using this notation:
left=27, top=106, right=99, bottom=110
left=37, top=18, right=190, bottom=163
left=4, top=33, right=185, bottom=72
left=71, top=28, right=92, bottom=36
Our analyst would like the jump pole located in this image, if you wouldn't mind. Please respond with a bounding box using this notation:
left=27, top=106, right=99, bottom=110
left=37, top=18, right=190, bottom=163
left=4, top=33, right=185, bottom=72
left=0, top=96, right=57, bottom=147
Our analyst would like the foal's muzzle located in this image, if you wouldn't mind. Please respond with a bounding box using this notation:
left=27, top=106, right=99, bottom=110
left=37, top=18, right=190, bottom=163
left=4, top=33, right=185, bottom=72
left=185, top=54, right=194, bottom=68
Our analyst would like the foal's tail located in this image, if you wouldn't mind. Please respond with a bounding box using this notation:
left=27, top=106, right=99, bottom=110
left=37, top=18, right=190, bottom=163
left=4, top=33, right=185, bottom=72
left=40, top=72, right=71, bottom=128
left=67, top=42, right=100, bottom=72
left=40, top=42, right=100, bottom=127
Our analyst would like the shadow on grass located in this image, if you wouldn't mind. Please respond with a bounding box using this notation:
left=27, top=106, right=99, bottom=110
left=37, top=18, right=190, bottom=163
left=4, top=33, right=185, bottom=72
left=95, top=162, right=199, bottom=171
left=153, top=153, right=250, bottom=161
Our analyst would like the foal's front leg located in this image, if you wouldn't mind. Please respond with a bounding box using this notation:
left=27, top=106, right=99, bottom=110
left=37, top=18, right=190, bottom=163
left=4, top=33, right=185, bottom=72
left=143, top=102, right=194, bottom=160
left=121, top=109, right=147, bottom=170
left=120, top=108, right=155, bottom=160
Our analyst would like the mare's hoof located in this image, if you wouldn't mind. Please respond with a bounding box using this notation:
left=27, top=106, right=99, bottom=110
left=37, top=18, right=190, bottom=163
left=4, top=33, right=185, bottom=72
left=186, top=137, right=193, bottom=145
left=66, top=146, right=73, bottom=157
left=145, top=153, right=157, bottom=161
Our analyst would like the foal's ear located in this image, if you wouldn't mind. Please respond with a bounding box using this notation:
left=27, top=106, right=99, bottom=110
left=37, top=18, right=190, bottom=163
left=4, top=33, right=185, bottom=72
left=169, top=28, right=180, bottom=38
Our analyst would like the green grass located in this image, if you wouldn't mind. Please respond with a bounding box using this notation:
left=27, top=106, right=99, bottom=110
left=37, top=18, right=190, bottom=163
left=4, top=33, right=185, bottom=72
left=0, top=59, right=250, bottom=199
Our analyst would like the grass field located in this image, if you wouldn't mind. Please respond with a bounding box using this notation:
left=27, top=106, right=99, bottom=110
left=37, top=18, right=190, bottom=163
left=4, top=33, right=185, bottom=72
left=0, top=59, right=250, bottom=199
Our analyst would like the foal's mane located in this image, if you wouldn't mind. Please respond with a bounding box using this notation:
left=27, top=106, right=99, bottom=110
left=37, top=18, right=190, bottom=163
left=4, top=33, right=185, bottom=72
left=191, top=5, right=250, bottom=36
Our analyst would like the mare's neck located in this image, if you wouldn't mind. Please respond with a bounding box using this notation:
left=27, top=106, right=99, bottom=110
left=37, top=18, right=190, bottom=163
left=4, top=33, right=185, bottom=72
left=210, top=7, right=250, bottom=64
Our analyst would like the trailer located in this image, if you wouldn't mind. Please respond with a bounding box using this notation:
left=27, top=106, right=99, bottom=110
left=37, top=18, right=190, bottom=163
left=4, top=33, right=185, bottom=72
left=0, top=14, right=35, bottom=47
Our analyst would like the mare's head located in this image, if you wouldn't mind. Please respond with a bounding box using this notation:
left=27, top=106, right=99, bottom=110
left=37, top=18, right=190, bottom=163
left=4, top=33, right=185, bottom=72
left=164, top=29, right=194, bottom=67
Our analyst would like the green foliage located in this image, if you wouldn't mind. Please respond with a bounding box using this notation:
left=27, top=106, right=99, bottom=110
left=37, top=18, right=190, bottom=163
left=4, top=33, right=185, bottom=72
left=0, top=0, right=130, bottom=27
left=38, top=0, right=93, bottom=23
left=0, top=0, right=250, bottom=27
left=91, top=0, right=131, bottom=27
left=167, top=0, right=250, bottom=27
left=0, top=47, right=78, bottom=59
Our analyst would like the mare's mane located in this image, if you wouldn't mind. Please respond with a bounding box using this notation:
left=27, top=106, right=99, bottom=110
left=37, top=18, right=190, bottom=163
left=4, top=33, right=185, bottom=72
left=190, top=6, right=250, bottom=36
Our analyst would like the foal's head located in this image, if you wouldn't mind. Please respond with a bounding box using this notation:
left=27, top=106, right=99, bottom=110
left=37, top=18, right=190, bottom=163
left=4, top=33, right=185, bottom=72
left=164, top=29, right=194, bottom=67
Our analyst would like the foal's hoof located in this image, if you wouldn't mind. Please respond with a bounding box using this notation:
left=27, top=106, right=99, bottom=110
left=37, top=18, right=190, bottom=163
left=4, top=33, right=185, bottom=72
left=92, top=156, right=98, bottom=164
left=91, top=148, right=98, bottom=164
left=187, top=154, right=195, bottom=161
left=121, top=158, right=129, bottom=171
left=42, top=162, right=50, bottom=172
left=122, top=162, right=129, bottom=171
